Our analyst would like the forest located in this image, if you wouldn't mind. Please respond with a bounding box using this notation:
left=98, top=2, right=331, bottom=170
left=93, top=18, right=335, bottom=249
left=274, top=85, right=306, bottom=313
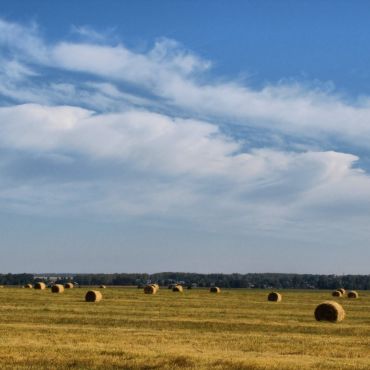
left=1, top=272, right=370, bottom=289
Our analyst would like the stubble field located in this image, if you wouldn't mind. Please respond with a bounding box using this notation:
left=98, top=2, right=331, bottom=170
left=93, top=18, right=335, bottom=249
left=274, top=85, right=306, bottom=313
left=0, top=287, right=369, bottom=369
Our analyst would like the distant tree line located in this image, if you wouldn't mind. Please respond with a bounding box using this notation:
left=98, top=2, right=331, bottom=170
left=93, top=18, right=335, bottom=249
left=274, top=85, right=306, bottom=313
left=1, top=272, right=370, bottom=289
left=0, top=273, right=35, bottom=285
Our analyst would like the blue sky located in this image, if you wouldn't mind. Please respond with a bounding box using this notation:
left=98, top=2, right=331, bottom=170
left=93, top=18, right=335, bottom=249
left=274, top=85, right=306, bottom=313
left=1, top=1, right=370, bottom=273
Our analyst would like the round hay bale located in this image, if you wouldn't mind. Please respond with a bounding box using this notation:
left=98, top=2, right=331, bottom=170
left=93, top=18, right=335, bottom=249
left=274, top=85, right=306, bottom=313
left=268, top=292, right=282, bottom=302
left=314, top=301, right=345, bottom=322
left=24, top=284, right=33, bottom=289
left=210, top=287, right=221, bottom=293
left=85, top=290, right=102, bottom=302
left=338, top=288, right=346, bottom=295
left=34, top=282, right=46, bottom=290
left=144, top=285, right=157, bottom=294
left=332, top=290, right=343, bottom=297
left=347, top=290, right=359, bottom=299
left=64, top=283, right=74, bottom=289
left=172, top=285, right=183, bottom=292
left=51, top=284, right=64, bottom=293
left=99, top=285, right=106, bottom=289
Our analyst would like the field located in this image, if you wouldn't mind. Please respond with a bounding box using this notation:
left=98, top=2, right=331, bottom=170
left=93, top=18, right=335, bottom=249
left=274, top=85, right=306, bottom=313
left=0, top=287, right=369, bottom=369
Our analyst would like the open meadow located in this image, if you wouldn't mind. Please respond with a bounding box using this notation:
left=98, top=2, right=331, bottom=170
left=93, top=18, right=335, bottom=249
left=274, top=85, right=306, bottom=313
left=0, top=287, right=369, bottom=369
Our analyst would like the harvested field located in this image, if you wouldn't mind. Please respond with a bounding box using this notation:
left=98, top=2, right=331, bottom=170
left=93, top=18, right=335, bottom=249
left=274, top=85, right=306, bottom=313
left=0, top=288, right=369, bottom=369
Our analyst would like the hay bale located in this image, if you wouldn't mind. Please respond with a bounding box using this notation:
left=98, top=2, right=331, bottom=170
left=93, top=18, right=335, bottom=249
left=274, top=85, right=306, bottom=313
left=172, top=285, right=183, bottom=292
left=144, top=285, right=157, bottom=294
left=268, top=292, right=282, bottom=302
left=152, top=284, right=159, bottom=290
left=347, top=290, right=359, bottom=299
left=338, top=288, right=346, bottom=295
left=332, top=290, right=343, bottom=297
left=99, top=285, right=106, bottom=289
left=314, top=301, right=345, bottom=322
left=64, top=283, right=74, bottom=289
left=210, top=287, right=221, bottom=293
left=34, top=282, right=46, bottom=290
left=51, top=284, right=64, bottom=293
left=24, top=284, right=33, bottom=289
left=85, top=290, right=102, bottom=302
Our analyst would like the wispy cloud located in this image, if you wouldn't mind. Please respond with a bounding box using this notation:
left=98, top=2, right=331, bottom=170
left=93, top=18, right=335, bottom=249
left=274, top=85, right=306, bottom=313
left=0, top=17, right=369, bottom=240
left=2, top=17, right=370, bottom=150
left=70, top=25, right=116, bottom=43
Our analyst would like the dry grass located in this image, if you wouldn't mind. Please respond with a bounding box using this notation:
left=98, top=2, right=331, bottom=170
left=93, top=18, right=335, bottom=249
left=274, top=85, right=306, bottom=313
left=0, top=288, right=369, bottom=369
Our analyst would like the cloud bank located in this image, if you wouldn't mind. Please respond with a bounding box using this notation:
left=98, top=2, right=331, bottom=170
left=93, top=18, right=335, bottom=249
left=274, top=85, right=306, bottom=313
left=0, top=17, right=370, bottom=244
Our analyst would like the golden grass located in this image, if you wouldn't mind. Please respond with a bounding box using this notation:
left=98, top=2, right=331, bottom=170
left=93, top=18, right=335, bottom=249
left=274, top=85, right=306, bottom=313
left=0, top=288, right=369, bottom=369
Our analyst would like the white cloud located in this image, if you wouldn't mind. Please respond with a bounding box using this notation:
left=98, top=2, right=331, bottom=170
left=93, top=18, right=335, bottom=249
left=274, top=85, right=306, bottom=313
left=0, top=104, right=91, bottom=151
left=0, top=19, right=48, bottom=63
left=70, top=25, right=112, bottom=42
left=1, top=18, right=370, bottom=150
left=0, top=103, right=369, bottom=234
left=0, top=18, right=370, bottom=241
left=50, top=38, right=210, bottom=91
left=0, top=59, right=37, bottom=81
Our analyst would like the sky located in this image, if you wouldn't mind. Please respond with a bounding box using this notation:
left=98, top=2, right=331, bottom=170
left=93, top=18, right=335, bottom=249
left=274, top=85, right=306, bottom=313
left=0, top=1, right=370, bottom=274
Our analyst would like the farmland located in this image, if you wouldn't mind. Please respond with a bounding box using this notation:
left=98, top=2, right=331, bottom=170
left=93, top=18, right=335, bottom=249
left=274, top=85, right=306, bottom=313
left=0, top=287, right=369, bottom=369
